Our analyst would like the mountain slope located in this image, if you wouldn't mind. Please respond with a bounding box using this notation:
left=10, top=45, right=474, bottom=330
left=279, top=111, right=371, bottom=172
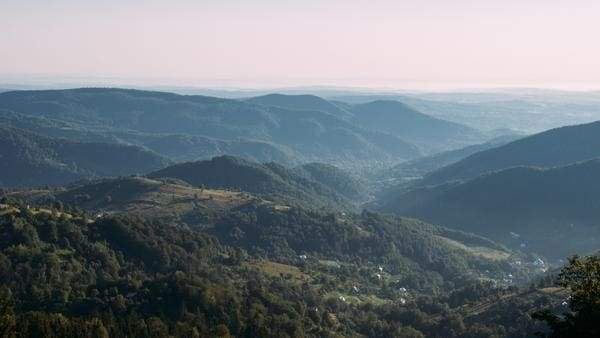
left=0, top=127, right=169, bottom=187
left=350, top=100, right=485, bottom=153
left=385, top=134, right=523, bottom=182
left=378, top=159, right=600, bottom=260
left=422, top=120, right=600, bottom=186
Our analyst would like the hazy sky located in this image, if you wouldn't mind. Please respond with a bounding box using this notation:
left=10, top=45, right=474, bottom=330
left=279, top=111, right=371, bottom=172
left=2, top=0, right=600, bottom=89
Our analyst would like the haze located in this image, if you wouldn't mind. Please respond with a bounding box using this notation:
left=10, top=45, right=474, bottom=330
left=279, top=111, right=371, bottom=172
left=2, top=0, right=600, bottom=89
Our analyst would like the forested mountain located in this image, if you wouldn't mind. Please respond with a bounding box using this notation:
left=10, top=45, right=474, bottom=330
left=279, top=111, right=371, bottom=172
left=0, top=88, right=423, bottom=169
left=421, top=120, right=600, bottom=186
left=350, top=100, right=485, bottom=153
left=0, top=127, right=169, bottom=188
left=147, top=156, right=365, bottom=210
left=377, top=159, right=600, bottom=260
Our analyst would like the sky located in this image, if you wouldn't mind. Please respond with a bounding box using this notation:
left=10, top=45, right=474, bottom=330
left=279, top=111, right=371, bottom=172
left=2, top=0, right=600, bottom=90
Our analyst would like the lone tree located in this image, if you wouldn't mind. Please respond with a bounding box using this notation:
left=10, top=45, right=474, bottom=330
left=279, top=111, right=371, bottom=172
left=534, top=255, right=600, bottom=337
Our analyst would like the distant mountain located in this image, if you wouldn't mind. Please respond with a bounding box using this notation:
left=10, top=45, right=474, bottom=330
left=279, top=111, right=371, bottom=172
left=248, top=94, right=488, bottom=154
left=246, top=93, right=353, bottom=119
left=148, top=155, right=364, bottom=209
left=421, top=121, right=600, bottom=186
left=0, top=127, right=169, bottom=188
left=350, top=100, right=485, bottom=153
left=377, top=159, right=600, bottom=260
left=331, top=92, right=600, bottom=133
left=0, top=88, right=421, bottom=169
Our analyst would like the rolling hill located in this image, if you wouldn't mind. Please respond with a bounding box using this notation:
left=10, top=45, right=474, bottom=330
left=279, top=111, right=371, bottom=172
left=421, top=120, right=600, bottom=186
left=377, top=159, right=600, bottom=260
left=0, top=127, right=169, bottom=187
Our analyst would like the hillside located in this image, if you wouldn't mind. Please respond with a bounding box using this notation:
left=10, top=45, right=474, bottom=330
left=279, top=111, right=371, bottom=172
left=0, top=88, right=421, bottom=169
left=294, top=162, right=370, bottom=202
left=422, top=120, right=600, bottom=186
left=383, top=134, right=522, bottom=183
left=350, top=100, right=485, bottom=153
left=0, top=127, right=169, bottom=187
left=377, top=159, right=600, bottom=260
left=147, top=155, right=361, bottom=209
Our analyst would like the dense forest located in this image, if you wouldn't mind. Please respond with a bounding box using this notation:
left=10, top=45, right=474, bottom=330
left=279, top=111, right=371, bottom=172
left=0, top=199, right=567, bottom=337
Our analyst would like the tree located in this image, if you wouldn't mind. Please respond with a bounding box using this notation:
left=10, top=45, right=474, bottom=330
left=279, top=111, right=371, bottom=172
left=0, top=288, right=16, bottom=337
left=534, top=255, right=600, bottom=337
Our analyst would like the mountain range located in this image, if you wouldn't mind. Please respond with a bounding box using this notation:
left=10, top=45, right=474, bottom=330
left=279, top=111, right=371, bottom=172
left=0, top=88, right=492, bottom=173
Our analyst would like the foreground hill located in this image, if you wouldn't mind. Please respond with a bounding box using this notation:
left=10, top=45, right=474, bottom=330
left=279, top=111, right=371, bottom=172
left=0, top=88, right=421, bottom=169
left=0, top=127, right=169, bottom=187
left=422, top=120, right=600, bottom=186
left=350, top=100, right=485, bottom=153
left=0, top=193, right=544, bottom=336
left=378, top=159, right=600, bottom=260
